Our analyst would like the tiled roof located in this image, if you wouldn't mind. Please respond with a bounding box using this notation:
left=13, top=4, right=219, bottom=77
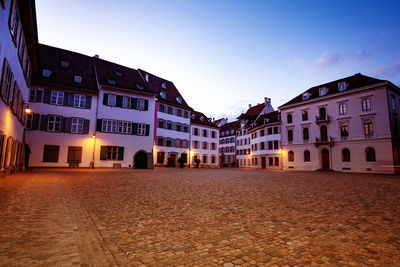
left=214, top=118, right=224, bottom=125
left=190, top=111, right=218, bottom=128
left=31, top=44, right=98, bottom=93
left=138, top=69, right=192, bottom=110
left=237, top=103, right=265, bottom=120
left=253, top=111, right=281, bottom=128
left=94, top=58, right=153, bottom=94
left=220, top=120, right=240, bottom=132
left=280, top=73, right=385, bottom=108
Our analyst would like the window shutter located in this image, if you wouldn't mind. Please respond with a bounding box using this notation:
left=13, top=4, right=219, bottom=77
left=40, top=115, right=48, bottom=131
left=116, top=95, right=123, bottom=107
left=43, top=89, right=51, bottom=104
left=164, top=120, right=167, bottom=129
left=96, top=119, right=102, bottom=131
left=1, top=58, right=8, bottom=97
left=32, top=114, right=40, bottom=130
left=83, top=119, right=90, bottom=134
left=8, top=0, right=14, bottom=29
left=63, top=92, right=69, bottom=106
left=117, top=147, right=124, bottom=160
left=64, top=117, right=72, bottom=133
left=132, top=123, right=138, bottom=135
left=145, top=124, right=150, bottom=136
left=35, top=89, right=43, bottom=102
left=144, top=100, right=149, bottom=111
left=60, top=117, right=66, bottom=132
left=85, top=95, right=92, bottom=109
left=103, top=93, right=108, bottom=105
left=66, top=93, right=74, bottom=106
left=132, top=98, right=138, bottom=109
left=100, top=146, right=107, bottom=160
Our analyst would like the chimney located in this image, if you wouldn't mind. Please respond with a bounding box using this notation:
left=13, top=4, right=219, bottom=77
left=94, top=54, right=99, bottom=58
left=265, top=97, right=271, bottom=105
left=248, top=104, right=252, bottom=108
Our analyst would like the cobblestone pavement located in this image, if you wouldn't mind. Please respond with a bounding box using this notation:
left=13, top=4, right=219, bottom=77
left=0, top=169, right=399, bottom=266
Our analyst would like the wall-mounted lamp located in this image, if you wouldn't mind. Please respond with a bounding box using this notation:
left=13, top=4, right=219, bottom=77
left=92, top=133, right=96, bottom=138
left=25, top=104, right=31, bottom=114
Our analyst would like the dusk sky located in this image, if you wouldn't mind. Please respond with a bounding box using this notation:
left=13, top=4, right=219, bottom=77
left=36, top=0, right=400, bottom=121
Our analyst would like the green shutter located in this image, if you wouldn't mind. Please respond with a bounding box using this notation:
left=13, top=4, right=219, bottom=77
left=96, top=119, right=102, bottom=131
left=145, top=124, right=150, bottom=136
left=116, top=95, right=123, bottom=107
left=100, top=146, right=107, bottom=160
left=144, top=100, right=149, bottom=111
left=103, top=93, right=108, bottom=105
left=132, top=98, right=138, bottom=109
left=118, top=147, right=124, bottom=160
left=132, top=123, right=138, bottom=135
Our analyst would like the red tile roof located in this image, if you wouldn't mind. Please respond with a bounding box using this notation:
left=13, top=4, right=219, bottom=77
left=190, top=111, right=218, bottom=128
left=219, top=120, right=240, bottom=132
left=237, top=103, right=266, bottom=120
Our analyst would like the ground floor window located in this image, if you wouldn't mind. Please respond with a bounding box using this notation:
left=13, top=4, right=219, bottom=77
left=100, top=146, right=124, bottom=160
left=366, top=147, right=376, bottom=162
left=203, top=155, right=207, bottom=164
left=181, top=153, right=187, bottom=163
left=342, top=148, right=351, bottom=162
left=211, top=155, right=216, bottom=164
left=274, top=157, right=279, bottom=166
left=269, top=157, right=273, bottom=166
left=0, top=134, right=4, bottom=168
left=304, top=150, right=310, bottom=162
left=43, top=145, right=60, bottom=162
left=288, top=151, right=294, bottom=162
left=157, top=151, right=165, bottom=164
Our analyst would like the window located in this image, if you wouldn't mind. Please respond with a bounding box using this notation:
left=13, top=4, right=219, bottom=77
left=203, top=129, right=208, bottom=137
left=339, top=103, right=347, bottom=115
left=1, top=59, right=13, bottom=103
left=203, top=155, right=207, bottom=164
left=364, top=120, right=374, bottom=136
left=274, top=140, right=279, bottom=149
left=118, top=121, right=132, bottom=134
left=176, top=109, right=182, bottom=117
left=193, top=141, right=199, bottom=149
left=269, top=157, right=273, bottom=166
left=42, top=69, right=52, bottom=77
left=302, top=111, right=308, bottom=121
left=73, top=94, right=86, bottom=108
left=50, top=90, right=64, bottom=105
left=167, top=121, right=172, bottom=130
left=157, top=137, right=163, bottom=146
left=260, top=142, right=265, bottom=150
left=362, top=98, right=371, bottom=112
left=319, top=87, right=328, bottom=96
left=108, top=94, right=117, bottom=106
left=338, top=82, right=348, bottom=91
left=167, top=107, right=172, bottom=114
left=162, top=83, right=167, bottom=89
left=176, top=123, right=181, bottom=131
left=303, top=92, right=311, bottom=100
left=267, top=127, right=272, bottom=135
left=260, top=129, right=265, bottom=136
left=340, top=124, right=349, bottom=139
left=159, top=104, right=165, bottom=112
left=288, top=151, right=294, bottom=162
left=303, top=127, right=309, bottom=141
left=288, top=129, right=293, bottom=142
left=160, top=91, right=167, bottom=99
left=137, top=98, right=145, bottom=110
left=304, top=150, right=310, bottom=162
left=342, top=148, right=351, bottom=162
left=183, top=125, right=188, bottom=132
left=274, top=157, right=279, bottom=166
left=43, top=145, right=59, bottom=162
left=122, top=96, right=131, bottom=108
left=108, top=79, right=116, bottom=85
left=61, top=60, right=69, bottom=68
left=211, top=156, right=216, bottom=164
left=115, top=71, right=123, bottom=77
left=157, top=152, right=165, bottom=164
left=274, top=126, right=278, bottom=134
left=10, top=6, right=19, bottom=39
left=211, top=131, right=216, bottom=138
left=268, top=141, right=273, bottom=150
left=176, top=96, right=182, bottom=104
left=287, top=114, right=292, bottom=123
left=391, top=96, right=396, bottom=111
left=107, top=146, right=118, bottom=160
left=102, top=119, right=117, bottom=133
left=138, top=123, right=147, bottom=136
left=211, top=143, right=216, bottom=150
left=26, top=113, right=33, bottom=129
left=166, top=139, right=172, bottom=147
left=74, top=75, right=82, bottom=83
left=29, top=89, right=36, bottom=102
left=194, top=128, right=199, bottom=136
left=71, top=118, right=84, bottom=133
left=365, top=147, right=376, bottom=162
left=48, top=115, right=61, bottom=132
left=202, top=142, right=208, bottom=150
left=184, top=111, right=189, bottom=118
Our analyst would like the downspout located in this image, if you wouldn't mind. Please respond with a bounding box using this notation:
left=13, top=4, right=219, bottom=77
left=91, top=57, right=101, bottom=169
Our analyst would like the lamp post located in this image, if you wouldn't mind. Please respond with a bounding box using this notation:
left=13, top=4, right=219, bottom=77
left=90, top=133, right=96, bottom=169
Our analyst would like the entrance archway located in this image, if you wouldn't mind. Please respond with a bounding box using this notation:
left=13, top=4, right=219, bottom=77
left=134, top=151, right=148, bottom=169
left=321, top=149, right=330, bottom=169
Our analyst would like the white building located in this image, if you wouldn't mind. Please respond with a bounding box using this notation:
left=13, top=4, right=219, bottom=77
left=138, top=69, right=192, bottom=167
left=0, top=0, right=38, bottom=176
left=219, top=120, right=239, bottom=167
left=190, top=111, right=219, bottom=167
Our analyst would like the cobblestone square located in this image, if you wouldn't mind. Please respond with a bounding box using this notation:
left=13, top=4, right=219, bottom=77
left=0, top=169, right=399, bottom=266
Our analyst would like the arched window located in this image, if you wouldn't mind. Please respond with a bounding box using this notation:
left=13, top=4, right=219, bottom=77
left=287, top=114, right=292, bottom=123
left=342, top=148, right=350, bottom=162
left=303, top=127, right=309, bottom=140
left=366, top=147, right=376, bottom=162
left=288, top=151, right=294, bottom=162
left=304, top=150, right=310, bottom=162
left=288, top=129, right=293, bottom=142
left=362, top=98, right=371, bottom=111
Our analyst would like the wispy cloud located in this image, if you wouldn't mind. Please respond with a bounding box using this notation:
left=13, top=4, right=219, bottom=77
left=374, top=60, right=400, bottom=77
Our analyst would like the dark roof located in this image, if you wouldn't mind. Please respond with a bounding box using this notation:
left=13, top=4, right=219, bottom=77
left=31, top=44, right=98, bottom=93
left=94, top=58, right=153, bottom=94
left=280, top=73, right=385, bottom=108
left=19, top=0, right=39, bottom=72
left=138, top=69, right=192, bottom=110
left=220, top=120, right=240, bottom=132
left=237, top=103, right=265, bottom=120
left=253, top=111, right=281, bottom=128
left=190, top=111, right=218, bottom=128
left=214, top=118, right=224, bottom=125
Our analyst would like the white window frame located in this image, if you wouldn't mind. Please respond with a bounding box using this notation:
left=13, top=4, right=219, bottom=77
left=138, top=123, right=146, bottom=136
left=108, top=94, right=117, bottom=106
left=48, top=115, right=62, bottom=132
left=73, top=94, right=86, bottom=108
left=102, top=119, right=117, bottom=133
left=137, top=98, right=145, bottom=110
left=362, top=98, right=371, bottom=112
left=122, top=96, right=131, bottom=108
left=42, top=69, right=52, bottom=77
left=339, top=103, right=347, bottom=115
left=118, top=121, right=132, bottom=134
left=71, top=118, right=84, bottom=134
left=50, top=90, right=64, bottom=105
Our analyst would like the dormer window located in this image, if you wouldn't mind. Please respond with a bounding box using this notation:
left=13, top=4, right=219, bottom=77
left=136, top=84, right=144, bottom=90
left=160, top=91, right=167, bottom=99
left=200, top=116, right=204, bottom=122
left=338, top=82, right=348, bottom=91
left=42, top=69, right=52, bottom=77
left=319, top=87, right=328, bottom=96
left=108, top=79, right=116, bottom=85
left=191, top=114, right=195, bottom=119
left=264, top=118, right=270, bottom=123
left=74, top=75, right=82, bottom=83
left=302, top=92, right=311, bottom=100
left=161, top=82, right=166, bottom=89
left=176, top=96, right=182, bottom=104
left=115, top=71, right=122, bottom=77
left=145, top=73, right=149, bottom=82
left=60, top=60, right=69, bottom=68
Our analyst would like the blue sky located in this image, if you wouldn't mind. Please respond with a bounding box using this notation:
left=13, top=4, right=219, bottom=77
left=36, top=0, right=400, bottom=121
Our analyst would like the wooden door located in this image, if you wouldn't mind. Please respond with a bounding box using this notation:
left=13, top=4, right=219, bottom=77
left=321, top=149, right=330, bottom=169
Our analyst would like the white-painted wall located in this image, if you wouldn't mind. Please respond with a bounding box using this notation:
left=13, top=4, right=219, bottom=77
left=190, top=123, right=219, bottom=167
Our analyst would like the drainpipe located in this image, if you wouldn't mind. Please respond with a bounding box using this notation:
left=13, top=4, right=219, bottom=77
left=91, top=57, right=101, bottom=169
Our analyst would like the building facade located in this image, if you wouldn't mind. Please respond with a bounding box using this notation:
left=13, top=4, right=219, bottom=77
left=279, top=73, right=400, bottom=174
left=219, top=120, right=239, bottom=167
left=0, top=0, right=38, bottom=175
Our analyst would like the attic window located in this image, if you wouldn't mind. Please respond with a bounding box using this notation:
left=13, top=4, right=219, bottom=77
left=200, top=116, right=204, bottom=121
left=115, top=71, right=122, bottom=77
left=160, top=91, right=167, bottom=99
left=191, top=114, right=195, bottom=119
left=42, top=69, right=52, bottom=77
left=74, top=75, right=82, bottom=83
left=136, top=84, right=144, bottom=90
left=108, top=79, right=116, bottom=85
left=176, top=96, right=182, bottom=104
left=338, top=82, right=348, bottom=91
left=302, top=92, right=311, bottom=100
left=60, top=60, right=69, bottom=68
left=264, top=118, right=270, bottom=123
left=161, top=82, right=167, bottom=89
left=145, top=73, right=149, bottom=82
left=319, top=87, right=328, bottom=96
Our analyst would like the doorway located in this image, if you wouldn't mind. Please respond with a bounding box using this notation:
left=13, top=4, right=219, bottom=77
left=261, top=157, right=266, bottom=169
left=321, top=149, right=330, bottom=169
left=134, top=151, right=148, bottom=169
left=67, top=146, right=82, bottom=168
left=168, top=153, right=176, bottom=167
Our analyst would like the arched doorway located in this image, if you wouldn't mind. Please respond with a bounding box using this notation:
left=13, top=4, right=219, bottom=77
left=134, top=151, right=148, bottom=169
left=321, top=149, right=330, bottom=169
left=320, top=125, right=328, bottom=141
